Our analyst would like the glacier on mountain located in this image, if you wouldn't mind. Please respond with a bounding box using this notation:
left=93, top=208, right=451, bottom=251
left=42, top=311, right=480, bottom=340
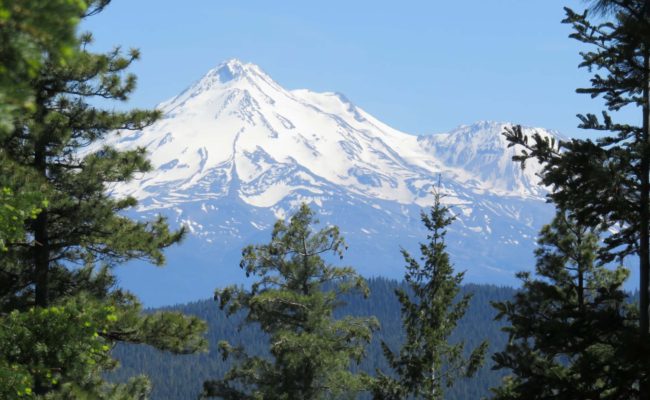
left=100, top=59, right=555, bottom=306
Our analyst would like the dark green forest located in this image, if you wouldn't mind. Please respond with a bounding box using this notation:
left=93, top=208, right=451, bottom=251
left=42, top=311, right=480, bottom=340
left=111, top=280, right=514, bottom=400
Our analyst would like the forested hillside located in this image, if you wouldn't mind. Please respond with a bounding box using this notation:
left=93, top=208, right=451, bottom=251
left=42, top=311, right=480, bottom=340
left=111, top=279, right=515, bottom=399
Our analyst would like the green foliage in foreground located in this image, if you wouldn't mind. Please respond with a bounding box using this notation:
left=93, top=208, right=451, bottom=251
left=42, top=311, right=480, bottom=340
left=491, top=213, right=639, bottom=399
left=0, top=0, right=84, bottom=251
left=496, top=3, right=650, bottom=383
left=0, top=0, right=85, bottom=133
left=373, top=192, right=487, bottom=400
left=0, top=0, right=83, bottom=251
left=0, top=1, right=208, bottom=398
left=202, top=204, right=379, bottom=399
left=0, top=186, right=45, bottom=251
left=0, top=295, right=153, bottom=399
left=502, top=1, right=650, bottom=396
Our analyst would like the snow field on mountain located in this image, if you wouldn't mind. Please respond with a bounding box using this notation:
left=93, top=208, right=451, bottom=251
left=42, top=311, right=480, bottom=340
left=96, top=59, right=558, bottom=305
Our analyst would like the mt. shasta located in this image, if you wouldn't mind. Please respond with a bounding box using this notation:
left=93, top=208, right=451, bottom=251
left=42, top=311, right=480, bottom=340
left=102, top=59, right=556, bottom=305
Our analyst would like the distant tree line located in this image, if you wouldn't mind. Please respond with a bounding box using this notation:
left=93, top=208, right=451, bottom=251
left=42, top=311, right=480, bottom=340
left=112, top=280, right=514, bottom=400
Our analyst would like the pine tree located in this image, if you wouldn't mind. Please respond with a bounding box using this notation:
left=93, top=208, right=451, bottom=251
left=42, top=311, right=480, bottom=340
left=0, top=1, right=207, bottom=397
left=0, top=0, right=83, bottom=250
left=372, top=190, right=487, bottom=400
left=502, top=2, right=650, bottom=396
left=491, top=212, right=638, bottom=399
left=0, top=0, right=84, bottom=133
left=202, top=204, right=379, bottom=400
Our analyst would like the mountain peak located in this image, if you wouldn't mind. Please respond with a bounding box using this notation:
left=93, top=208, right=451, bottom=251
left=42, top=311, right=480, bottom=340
left=129, top=60, right=556, bottom=204
left=207, top=59, right=247, bottom=82
left=203, top=59, right=267, bottom=84
left=157, top=59, right=278, bottom=112
left=98, top=61, right=559, bottom=305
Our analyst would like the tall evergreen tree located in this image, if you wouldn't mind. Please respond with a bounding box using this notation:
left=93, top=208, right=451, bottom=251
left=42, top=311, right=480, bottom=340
left=491, top=212, right=638, bottom=399
left=0, top=1, right=207, bottom=397
left=0, top=0, right=84, bottom=133
left=372, top=190, right=487, bottom=400
left=202, top=204, right=378, bottom=400
left=0, top=0, right=84, bottom=250
left=503, top=1, right=650, bottom=395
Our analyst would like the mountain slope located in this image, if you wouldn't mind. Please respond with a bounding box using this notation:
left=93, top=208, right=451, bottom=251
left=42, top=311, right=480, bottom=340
left=418, top=121, right=559, bottom=198
left=101, top=59, right=555, bottom=306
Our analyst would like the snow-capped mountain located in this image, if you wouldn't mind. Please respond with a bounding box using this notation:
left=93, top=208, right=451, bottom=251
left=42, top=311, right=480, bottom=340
left=419, top=121, right=559, bottom=198
left=104, top=59, right=556, bottom=306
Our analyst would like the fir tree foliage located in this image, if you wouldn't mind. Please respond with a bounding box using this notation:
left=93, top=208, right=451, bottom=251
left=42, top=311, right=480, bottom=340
left=0, top=1, right=207, bottom=397
left=203, top=203, right=379, bottom=400
left=491, top=212, right=638, bottom=399
left=0, top=0, right=85, bottom=133
left=0, top=0, right=84, bottom=251
left=372, top=190, right=487, bottom=400
left=1, top=0, right=182, bottom=309
left=504, top=1, right=650, bottom=261
left=0, top=294, right=151, bottom=399
left=502, top=1, right=650, bottom=395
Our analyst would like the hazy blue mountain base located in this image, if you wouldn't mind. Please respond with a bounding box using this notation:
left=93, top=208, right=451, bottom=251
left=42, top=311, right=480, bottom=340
left=119, top=192, right=551, bottom=306
left=110, top=279, right=515, bottom=399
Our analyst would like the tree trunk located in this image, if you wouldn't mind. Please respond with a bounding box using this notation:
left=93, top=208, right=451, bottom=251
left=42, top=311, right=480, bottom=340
left=33, top=209, right=49, bottom=308
left=33, top=142, right=49, bottom=308
left=32, top=140, right=49, bottom=395
left=640, top=46, right=650, bottom=400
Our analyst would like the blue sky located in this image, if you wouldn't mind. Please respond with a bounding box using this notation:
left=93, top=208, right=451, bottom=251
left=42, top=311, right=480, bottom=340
left=82, top=0, right=625, bottom=137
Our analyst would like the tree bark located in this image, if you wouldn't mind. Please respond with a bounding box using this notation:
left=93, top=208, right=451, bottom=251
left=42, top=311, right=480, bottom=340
left=33, top=140, right=49, bottom=308
left=32, top=137, right=49, bottom=396
left=640, top=45, right=650, bottom=400
left=33, top=209, right=49, bottom=308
